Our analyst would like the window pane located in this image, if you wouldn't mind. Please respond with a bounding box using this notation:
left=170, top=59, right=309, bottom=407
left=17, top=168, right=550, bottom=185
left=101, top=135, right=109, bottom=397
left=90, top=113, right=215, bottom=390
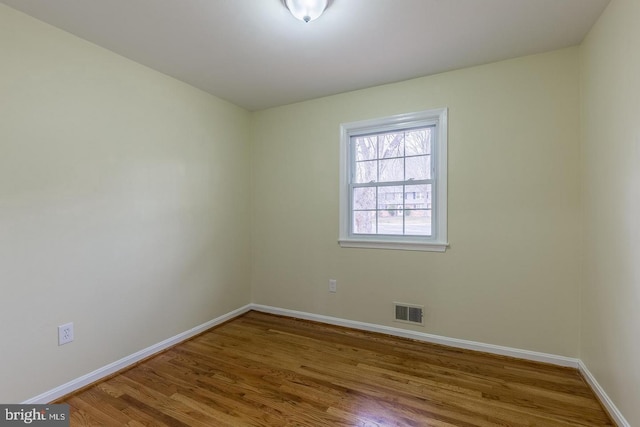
left=405, top=127, right=432, bottom=156
left=405, top=210, right=432, bottom=236
left=353, top=211, right=376, bottom=234
left=355, top=160, right=377, bottom=183
left=379, top=132, right=404, bottom=159
left=378, top=186, right=402, bottom=210
left=353, top=187, right=376, bottom=210
left=404, top=184, right=430, bottom=209
left=379, top=158, right=403, bottom=182
left=378, top=210, right=403, bottom=235
left=354, top=136, right=377, bottom=161
left=406, top=155, right=430, bottom=180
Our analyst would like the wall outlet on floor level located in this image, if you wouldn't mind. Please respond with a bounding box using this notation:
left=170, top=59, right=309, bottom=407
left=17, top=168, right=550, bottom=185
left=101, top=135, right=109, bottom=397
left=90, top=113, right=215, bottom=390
left=58, top=322, right=74, bottom=346
left=329, top=279, right=337, bottom=293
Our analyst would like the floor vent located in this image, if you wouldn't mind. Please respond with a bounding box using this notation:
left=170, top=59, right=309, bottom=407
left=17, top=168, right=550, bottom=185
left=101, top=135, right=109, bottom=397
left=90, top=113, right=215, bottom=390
left=394, top=302, right=424, bottom=325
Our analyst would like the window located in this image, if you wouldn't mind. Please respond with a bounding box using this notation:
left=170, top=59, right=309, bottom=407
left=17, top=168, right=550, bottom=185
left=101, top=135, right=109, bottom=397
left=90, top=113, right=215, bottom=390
left=339, top=108, right=448, bottom=251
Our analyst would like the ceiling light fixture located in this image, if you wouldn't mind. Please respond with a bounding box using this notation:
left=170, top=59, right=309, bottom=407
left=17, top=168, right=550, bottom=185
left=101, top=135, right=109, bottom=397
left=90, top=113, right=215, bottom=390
left=284, top=0, right=329, bottom=23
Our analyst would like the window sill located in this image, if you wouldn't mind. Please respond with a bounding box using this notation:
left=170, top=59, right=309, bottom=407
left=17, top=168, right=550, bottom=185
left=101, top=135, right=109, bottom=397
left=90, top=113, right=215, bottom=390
left=338, top=238, right=448, bottom=252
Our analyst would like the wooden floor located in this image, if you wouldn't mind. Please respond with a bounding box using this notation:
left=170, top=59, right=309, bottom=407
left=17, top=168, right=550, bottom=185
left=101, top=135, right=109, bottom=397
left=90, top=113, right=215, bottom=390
left=61, top=311, right=614, bottom=426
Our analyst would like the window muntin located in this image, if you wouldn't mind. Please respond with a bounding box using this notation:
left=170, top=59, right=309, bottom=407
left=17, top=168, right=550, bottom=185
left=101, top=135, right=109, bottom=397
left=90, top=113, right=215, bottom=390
left=339, top=109, right=448, bottom=252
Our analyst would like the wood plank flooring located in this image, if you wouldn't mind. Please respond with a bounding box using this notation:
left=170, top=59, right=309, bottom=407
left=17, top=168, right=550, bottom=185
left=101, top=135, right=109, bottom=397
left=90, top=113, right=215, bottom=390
left=60, top=311, right=614, bottom=426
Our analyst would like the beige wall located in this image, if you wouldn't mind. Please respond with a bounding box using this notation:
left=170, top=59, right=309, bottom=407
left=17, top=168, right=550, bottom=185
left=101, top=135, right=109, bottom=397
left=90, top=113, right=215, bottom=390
left=0, top=4, right=251, bottom=402
left=251, top=48, right=582, bottom=357
left=580, top=0, right=640, bottom=424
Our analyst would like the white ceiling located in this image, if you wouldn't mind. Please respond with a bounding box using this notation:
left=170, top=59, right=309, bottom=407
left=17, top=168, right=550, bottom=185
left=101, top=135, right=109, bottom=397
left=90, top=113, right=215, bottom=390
left=2, top=0, right=610, bottom=111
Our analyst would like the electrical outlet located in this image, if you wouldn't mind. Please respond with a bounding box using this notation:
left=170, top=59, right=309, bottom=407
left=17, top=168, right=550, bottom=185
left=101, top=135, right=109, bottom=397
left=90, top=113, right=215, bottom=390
left=329, top=279, right=337, bottom=293
left=58, top=322, right=74, bottom=346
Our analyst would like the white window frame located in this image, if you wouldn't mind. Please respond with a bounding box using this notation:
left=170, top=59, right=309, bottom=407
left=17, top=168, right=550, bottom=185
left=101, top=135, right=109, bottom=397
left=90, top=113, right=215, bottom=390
left=339, top=108, right=448, bottom=252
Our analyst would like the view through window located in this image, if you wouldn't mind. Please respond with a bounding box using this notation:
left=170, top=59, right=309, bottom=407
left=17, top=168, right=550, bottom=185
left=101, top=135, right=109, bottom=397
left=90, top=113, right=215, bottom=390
left=351, top=126, right=433, bottom=236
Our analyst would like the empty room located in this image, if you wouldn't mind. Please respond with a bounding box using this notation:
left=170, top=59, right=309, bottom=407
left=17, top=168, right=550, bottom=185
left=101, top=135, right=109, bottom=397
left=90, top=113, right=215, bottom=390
left=1, top=0, right=638, bottom=425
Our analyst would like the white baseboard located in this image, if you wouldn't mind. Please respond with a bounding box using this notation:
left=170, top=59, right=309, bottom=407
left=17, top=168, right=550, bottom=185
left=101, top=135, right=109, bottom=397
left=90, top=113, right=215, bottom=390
left=250, top=304, right=580, bottom=368
left=578, top=360, right=630, bottom=427
left=22, top=304, right=252, bottom=404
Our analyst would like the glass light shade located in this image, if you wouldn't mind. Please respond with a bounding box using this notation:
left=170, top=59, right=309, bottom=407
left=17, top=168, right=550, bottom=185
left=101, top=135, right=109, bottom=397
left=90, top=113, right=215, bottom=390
left=285, top=0, right=328, bottom=23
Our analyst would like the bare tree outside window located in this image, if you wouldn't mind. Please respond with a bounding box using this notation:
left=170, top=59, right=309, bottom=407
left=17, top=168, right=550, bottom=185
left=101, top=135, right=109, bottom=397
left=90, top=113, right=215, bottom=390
left=352, top=126, right=434, bottom=236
